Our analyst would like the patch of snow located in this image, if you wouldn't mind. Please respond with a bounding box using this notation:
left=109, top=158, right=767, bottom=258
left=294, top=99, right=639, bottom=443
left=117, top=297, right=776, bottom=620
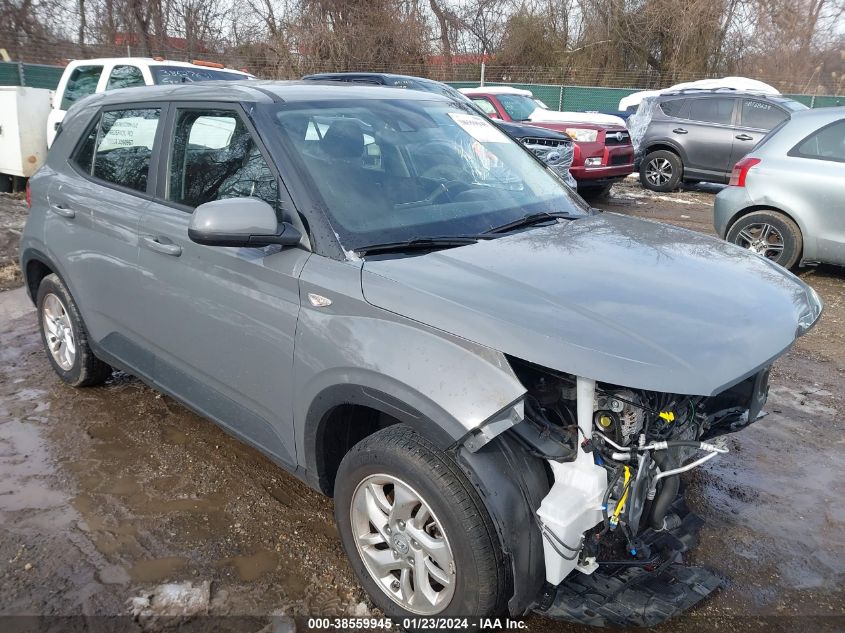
left=130, top=581, right=211, bottom=625
left=619, top=77, right=780, bottom=111
left=528, top=110, right=626, bottom=127
left=458, top=86, right=532, bottom=96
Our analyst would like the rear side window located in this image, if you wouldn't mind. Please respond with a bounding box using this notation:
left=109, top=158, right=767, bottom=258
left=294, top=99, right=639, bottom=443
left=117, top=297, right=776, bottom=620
left=790, top=119, right=845, bottom=163
left=73, top=108, right=161, bottom=192
left=168, top=109, right=278, bottom=208
left=659, top=99, right=686, bottom=118
left=740, top=100, right=788, bottom=130
left=472, top=98, right=498, bottom=116
left=687, top=97, right=734, bottom=125
left=107, top=65, right=146, bottom=90
left=61, top=65, right=103, bottom=110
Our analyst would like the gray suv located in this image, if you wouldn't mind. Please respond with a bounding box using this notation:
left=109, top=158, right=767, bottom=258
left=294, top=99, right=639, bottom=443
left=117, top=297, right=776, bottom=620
left=633, top=90, right=806, bottom=191
left=20, top=82, right=822, bottom=627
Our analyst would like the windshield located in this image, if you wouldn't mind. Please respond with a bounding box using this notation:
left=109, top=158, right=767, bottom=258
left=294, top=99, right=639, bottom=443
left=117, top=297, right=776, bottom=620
left=262, top=99, right=587, bottom=251
left=496, top=94, right=539, bottom=121
left=151, top=66, right=248, bottom=84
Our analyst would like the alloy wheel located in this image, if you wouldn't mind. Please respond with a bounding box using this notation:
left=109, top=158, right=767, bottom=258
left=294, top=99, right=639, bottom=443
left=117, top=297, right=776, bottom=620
left=42, top=293, right=76, bottom=371
left=350, top=473, right=456, bottom=615
left=645, top=157, right=673, bottom=186
left=734, top=223, right=785, bottom=260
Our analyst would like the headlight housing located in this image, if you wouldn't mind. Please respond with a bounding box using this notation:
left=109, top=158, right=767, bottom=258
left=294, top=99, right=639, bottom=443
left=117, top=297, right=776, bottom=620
left=564, top=128, right=599, bottom=142
left=796, top=285, right=823, bottom=336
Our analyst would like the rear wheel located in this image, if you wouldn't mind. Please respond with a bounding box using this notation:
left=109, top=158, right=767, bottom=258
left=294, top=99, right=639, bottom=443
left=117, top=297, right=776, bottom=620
left=37, top=274, right=112, bottom=387
left=334, top=425, right=506, bottom=620
left=726, top=210, right=803, bottom=269
left=640, top=150, right=682, bottom=192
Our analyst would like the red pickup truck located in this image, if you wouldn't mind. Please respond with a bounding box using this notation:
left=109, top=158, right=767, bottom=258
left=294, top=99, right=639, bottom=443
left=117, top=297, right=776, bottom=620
left=461, top=87, right=635, bottom=197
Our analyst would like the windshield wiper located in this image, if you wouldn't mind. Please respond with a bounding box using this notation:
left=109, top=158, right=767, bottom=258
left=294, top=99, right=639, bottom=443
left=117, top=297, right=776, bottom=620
left=355, top=236, right=487, bottom=256
left=485, top=211, right=574, bottom=234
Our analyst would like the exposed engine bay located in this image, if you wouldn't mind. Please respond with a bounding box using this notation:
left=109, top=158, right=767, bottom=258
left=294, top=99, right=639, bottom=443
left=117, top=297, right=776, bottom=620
left=505, top=357, right=770, bottom=589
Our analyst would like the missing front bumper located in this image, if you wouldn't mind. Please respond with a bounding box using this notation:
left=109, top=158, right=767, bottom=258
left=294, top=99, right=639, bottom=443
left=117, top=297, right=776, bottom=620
left=534, top=497, right=722, bottom=627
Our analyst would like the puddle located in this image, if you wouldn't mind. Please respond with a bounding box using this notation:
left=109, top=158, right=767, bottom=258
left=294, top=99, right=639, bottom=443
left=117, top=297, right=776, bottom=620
left=221, top=549, right=280, bottom=582
left=129, top=556, right=189, bottom=583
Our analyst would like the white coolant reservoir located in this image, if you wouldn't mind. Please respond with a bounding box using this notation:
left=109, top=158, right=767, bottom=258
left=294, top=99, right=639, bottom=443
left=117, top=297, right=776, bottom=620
left=536, top=377, right=608, bottom=585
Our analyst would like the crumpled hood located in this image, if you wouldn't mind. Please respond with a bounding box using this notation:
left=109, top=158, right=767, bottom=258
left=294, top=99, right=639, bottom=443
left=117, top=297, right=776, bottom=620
left=361, top=213, right=820, bottom=396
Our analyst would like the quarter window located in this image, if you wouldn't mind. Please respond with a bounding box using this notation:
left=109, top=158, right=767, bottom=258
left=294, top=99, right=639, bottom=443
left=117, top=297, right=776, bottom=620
left=60, top=65, right=103, bottom=110
left=659, top=99, right=687, bottom=118
left=107, top=65, right=145, bottom=90
left=168, top=109, right=278, bottom=209
left=741, top=100, right=788, bottom=130
left=687, top=98, right=734, bottom=125
left=790, top=119, right=845, bottom=163
left=74, top=108, right=160, bottom=192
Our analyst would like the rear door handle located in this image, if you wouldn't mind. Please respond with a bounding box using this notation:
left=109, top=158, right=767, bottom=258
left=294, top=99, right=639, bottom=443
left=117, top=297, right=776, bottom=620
left=735, top=134, right=754, bottom=141
left=142, top=236, right=182, bottom=257
left=50, top=203, right=75, bottom=219
left=672, top=128, right=688, bottom=134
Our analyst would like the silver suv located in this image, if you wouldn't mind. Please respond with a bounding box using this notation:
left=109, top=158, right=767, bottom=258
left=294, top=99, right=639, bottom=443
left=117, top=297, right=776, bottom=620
left=20, top=81, right=822, bottom=627
left=632, top=90, right=806, bottom=191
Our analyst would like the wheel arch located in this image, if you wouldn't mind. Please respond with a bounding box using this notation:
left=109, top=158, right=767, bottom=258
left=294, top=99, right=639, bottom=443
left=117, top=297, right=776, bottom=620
left=302, top=383, right=460, bottom=496
left=20, top=247, right=59, bottom=304
left=725, top=205, right=807, bottom=259
left=642, top=141, right=686, bottom=162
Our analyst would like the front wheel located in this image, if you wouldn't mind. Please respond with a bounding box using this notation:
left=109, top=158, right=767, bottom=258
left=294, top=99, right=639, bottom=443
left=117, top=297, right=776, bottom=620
left=334, top=425, right=507, bottom=619
left=640, top=150, right=682, bottom=192
left=726, top=210, right=803, bottom=269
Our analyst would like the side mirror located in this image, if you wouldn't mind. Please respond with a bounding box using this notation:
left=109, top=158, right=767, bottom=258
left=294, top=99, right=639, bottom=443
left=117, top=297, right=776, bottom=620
left=188, top=198, right=302, bottom=248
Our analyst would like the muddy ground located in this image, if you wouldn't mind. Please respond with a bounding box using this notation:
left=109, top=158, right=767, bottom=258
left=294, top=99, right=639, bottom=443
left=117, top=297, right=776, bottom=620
left=0, top=184, right=843, bottom=632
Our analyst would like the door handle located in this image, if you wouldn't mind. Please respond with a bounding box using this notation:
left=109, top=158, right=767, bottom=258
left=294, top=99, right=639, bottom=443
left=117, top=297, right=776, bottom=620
left=735, top=134, right=754, bottom=141
left=672, top=128, right=688, bottom=134
left=50, top=204, right=75, bottom=219
left=142, top=236, right=182, bottom=257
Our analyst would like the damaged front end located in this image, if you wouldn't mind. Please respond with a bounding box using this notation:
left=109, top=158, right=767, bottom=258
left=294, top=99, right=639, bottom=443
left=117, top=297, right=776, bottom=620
left=467, top=357, right=776, bottom=627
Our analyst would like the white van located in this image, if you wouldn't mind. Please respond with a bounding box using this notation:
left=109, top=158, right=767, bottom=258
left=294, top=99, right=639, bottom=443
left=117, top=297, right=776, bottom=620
left=47, top=57, right=253, bottom=147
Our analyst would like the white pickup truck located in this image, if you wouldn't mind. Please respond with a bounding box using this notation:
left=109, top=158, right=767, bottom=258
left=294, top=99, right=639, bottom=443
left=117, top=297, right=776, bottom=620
left=0, top=57, right=253, bottom=190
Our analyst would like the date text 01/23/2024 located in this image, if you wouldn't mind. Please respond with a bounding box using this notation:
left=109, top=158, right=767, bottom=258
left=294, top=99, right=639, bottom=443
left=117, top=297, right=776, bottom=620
left=306, top=618, right=528, bottom=629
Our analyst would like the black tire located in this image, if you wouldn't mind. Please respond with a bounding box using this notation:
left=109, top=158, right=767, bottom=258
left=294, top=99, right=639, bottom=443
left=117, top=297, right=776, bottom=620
left=578, top=183, right=612, bottom=200
left=640, top=150, right=683, bottom=192
left=726, top=210, right=803, bottom=269
left=334, top=425, right=507, bottom=620
left=36, top=274, right=112, bottom=387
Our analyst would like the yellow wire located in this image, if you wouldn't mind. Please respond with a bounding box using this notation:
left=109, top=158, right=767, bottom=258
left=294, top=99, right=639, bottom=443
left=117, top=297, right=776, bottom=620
left=613, top=466, right=631, bottom=520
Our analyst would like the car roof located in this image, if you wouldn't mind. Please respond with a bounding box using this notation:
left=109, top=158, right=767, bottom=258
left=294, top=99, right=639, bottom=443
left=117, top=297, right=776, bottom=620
left=304, top=72, right=420, bottom=82
left=459, top=86, right=534, bottom=97
left=788, top=105, right=845, bottom=122
left=66, top=57, right=252, bottom=76
left=86, top=80, right=455, bottom=108
left=657, top=89, right=785, bottom=100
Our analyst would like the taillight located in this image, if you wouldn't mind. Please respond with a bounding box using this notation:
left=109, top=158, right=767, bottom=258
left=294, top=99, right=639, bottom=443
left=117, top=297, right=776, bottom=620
left=25, top=181, right=32, bottom=208
left=729, top=157, right=761, bottom=187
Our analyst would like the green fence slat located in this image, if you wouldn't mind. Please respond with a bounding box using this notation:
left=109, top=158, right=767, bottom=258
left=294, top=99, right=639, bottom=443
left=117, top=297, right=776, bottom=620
left=22, top=64, right=64, bottom=90
left=0, top=62, right=22, bottom=86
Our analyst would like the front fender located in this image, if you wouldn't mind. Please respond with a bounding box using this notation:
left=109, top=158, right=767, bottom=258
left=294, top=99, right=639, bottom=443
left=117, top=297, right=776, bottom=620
left=293, top=255, right=526, bottom=489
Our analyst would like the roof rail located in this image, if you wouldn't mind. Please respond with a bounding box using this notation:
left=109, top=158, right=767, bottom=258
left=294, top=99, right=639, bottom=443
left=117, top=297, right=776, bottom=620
left=662, top=87, right=772, bottom=97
